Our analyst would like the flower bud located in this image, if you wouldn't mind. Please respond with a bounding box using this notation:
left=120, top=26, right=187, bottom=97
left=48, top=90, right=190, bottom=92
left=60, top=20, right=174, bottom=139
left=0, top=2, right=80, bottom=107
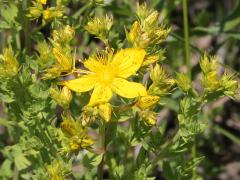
left=136, top=3, right=150, bottom=20
left=49, top=86, right=72, bottom=109
left=29, top=6, right=43, bottom=18
left=202, top=71, right=220, bottom=92
left=150, top=64, right=165, bottom=83
left=84, top=15, right=113, bottom=43
left=52, top=25, right=75, bottom=44
left=221, top=73, right=238, bottom=97
left=176, top=73, right=192, bottom=92
left=200, top=53, right=218, bottom=74
left=60, top=114, right=78, bottom=137
left=98, top=103, right=112, bottom=122
left=142, top=49, right=165, bottom=66
left=144, top=10, right=159, bottom=28
left=80, top=106, right=98, bottom=126
left=47, top=160, right=66, bottom=180
left=67, top=135, right=94, bottom=155
left=43, top=7, right=63, bottom=22
left=0, top=47, right=19, bottom=78
left=127, top=21, right=141, bottom=45
left=36, top=41, right=53, bottom=68
left=136, top=95, right=160, bottom=109
left=139, top=110, right=157, bottom=126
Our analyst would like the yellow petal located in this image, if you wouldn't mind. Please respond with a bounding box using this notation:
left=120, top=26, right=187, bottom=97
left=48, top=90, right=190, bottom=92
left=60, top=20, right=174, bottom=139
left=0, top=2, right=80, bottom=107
left=111, top=48, right=146, bottom=78
left=59, top=75, right=96, bottom=92
left=88, top=84, right=112, bottom=106
left=84, top=57, right=104, bottom=73
left=112, top=78, right=147, bottom=98
left=53, top=47, right=72, bottom=71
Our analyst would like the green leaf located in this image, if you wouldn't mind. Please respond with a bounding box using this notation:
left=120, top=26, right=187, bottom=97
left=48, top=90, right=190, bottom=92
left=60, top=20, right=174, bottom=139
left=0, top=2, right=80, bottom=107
left=0, top=159, right=13, bottom=178
left=0, top=3, right=20, bottom=30
left=82, top=152, right=103, bottom=169
left=14, top=155, right=31, bottom=171
left=136, top=147, right=147, bottom=169
left=162, top=161, right=176, bottom=180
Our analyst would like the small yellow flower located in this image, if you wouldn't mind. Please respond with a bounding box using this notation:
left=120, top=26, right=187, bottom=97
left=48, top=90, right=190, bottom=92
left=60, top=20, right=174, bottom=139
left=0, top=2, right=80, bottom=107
left=60, top=48, right=147, bottom=106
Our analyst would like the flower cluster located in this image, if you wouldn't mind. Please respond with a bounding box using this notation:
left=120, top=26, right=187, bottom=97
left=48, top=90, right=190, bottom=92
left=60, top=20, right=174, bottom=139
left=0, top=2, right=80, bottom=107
left=28, top=0, right=64, bottom=24
left=84, top=15, right=113, bottom=44
left=126, top=3, right=171, bottom=66
left=60, top=113, right=94, bottom=155
left=200, top=54, right=238, bottom=99
left=176, top=53, right=238, bottom=100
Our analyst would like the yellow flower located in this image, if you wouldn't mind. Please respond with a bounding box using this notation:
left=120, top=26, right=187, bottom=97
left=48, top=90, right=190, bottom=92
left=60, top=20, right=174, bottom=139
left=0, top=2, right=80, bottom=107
left=60, top=48, right=147, bottom=106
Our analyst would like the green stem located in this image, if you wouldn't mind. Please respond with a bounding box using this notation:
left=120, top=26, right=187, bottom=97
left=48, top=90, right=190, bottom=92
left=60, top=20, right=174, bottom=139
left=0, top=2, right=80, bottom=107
left=183, top=0, right=196, bottom=178
left=214, top=126, right=240, bottom=145
left=22, top=0, right=31, bottom=53
left=183, top=0, right=191, bottom=79
left=97, top=123, right=106, bottom=180
left=191, top=140, right=197, bottom=178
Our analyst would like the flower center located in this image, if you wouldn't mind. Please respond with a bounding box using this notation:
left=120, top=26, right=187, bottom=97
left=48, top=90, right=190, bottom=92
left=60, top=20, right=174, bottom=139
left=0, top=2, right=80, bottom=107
left=97, top=66, right=116, bottom=85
